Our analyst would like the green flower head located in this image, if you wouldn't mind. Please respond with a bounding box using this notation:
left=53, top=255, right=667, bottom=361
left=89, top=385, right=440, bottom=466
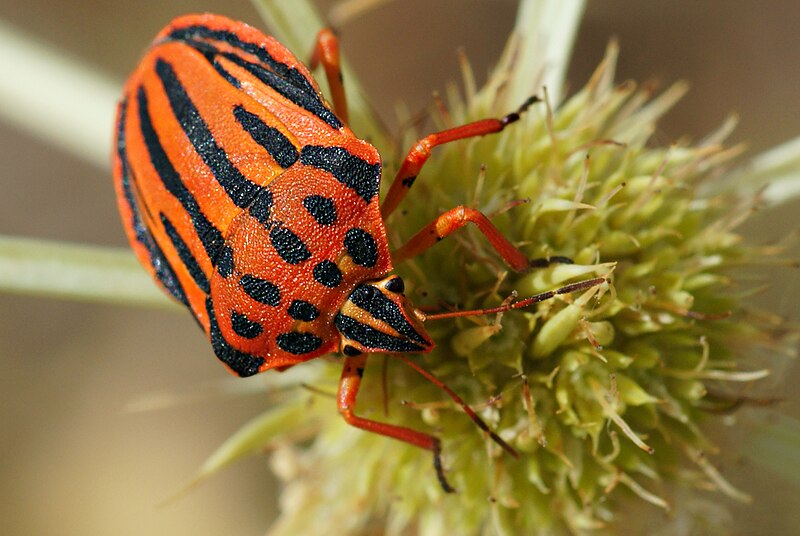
left=189, top=2, right=796, bottom=535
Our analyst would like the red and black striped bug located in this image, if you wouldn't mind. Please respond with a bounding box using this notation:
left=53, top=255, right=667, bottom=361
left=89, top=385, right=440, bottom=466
left=113, top=13, right=604, bottom=491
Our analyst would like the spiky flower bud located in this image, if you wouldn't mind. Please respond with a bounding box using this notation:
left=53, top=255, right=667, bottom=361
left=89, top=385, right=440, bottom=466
left=198, top=4, right=798, bottom=535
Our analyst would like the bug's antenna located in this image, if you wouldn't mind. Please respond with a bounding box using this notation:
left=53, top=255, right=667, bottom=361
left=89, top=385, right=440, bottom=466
left=423, top=277, right=608, bottom=321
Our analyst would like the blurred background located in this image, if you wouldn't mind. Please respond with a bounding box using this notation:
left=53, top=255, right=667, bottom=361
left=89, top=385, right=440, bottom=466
left=0, top=1, right=797, bottom=534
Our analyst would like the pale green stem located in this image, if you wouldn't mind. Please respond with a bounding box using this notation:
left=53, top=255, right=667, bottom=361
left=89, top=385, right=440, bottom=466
left=738, top=135, right=800, bottom=205
left=509, top=0, right=586, bottom=105
left=0, top=235, right=172, bottom=308
left=0, top=19, right=119, bottom=170
left=743, top=415, right=800, bottom=488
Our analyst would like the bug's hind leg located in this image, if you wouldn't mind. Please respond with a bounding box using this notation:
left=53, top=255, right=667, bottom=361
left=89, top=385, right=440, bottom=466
left=309, top=29, right=348, bottom=123
left=337, top=353, right=456, bottom=492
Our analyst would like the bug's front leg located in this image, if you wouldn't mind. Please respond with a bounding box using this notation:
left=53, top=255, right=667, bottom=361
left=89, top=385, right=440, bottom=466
left=309, top=28, right=348, bottom=123
left=380, top=96, right=540, bottom=219
left=337, top=353, right=455, bottom=492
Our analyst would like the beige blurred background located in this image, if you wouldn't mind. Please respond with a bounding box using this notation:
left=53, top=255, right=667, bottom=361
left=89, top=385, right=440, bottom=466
left=1, top=1, right=798, bottom=534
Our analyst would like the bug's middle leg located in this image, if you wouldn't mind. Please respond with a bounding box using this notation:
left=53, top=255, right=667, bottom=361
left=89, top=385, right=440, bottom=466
left=391, top=205, right=531, bottom=272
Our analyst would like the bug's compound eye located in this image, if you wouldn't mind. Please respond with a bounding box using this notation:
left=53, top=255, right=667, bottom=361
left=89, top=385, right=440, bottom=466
left=384, top=276, right=405, bottom=294
left=342, top=344, right=363, bottom=356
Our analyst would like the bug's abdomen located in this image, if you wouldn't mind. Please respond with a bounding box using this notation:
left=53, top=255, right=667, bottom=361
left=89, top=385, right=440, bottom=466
left=113, top=14, right=396, bottom=376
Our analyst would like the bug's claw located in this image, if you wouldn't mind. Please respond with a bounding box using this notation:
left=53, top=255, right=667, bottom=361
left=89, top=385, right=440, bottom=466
left=501, top=95, right=541, bottom=126
left=528, top=255, right=574, bottom=269
left=432, top=441, right=456, bottom=493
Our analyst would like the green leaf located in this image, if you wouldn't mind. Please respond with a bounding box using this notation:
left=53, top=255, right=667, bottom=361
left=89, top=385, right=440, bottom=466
left=192, top=402, right=315, bottom=484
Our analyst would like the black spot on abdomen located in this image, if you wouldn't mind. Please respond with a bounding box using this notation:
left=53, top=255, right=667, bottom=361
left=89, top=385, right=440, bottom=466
left=303, top=195, right=337, bottom=226
left=231, top=311, right=263, bottom=339
left=344, top=228, right=378, bottom=268
left=206, top=298, right=265, bottom=377
left=313, top=260, right=342, bottom=287
left=240, top=274, right=281, bottom=306
left=287, top=300, right=320, bottom=321
left=270, top=226, right=311, bottom=264
left=300, top=145, right=380, bottom=203
left=276, top=331, right=323, bottom=355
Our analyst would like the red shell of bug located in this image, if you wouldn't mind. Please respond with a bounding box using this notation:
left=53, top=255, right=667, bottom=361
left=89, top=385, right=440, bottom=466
left=113, top=14, right=420, bottom=377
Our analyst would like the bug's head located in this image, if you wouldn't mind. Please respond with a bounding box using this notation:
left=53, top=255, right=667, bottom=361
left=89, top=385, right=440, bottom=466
left=335, top=276, right=433, bottom=356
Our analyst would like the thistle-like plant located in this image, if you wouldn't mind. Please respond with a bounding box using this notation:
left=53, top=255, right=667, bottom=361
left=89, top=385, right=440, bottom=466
left=0, top=1, right=798, bottom=535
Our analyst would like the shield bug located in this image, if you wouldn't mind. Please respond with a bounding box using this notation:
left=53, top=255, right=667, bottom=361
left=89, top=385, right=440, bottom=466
left=113, top=13, right=605, bottom=491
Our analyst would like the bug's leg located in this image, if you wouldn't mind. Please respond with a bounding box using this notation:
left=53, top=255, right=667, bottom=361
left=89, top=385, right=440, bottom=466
left=309, top=28, right=348, bottom=123
left=381, top=96, right=539, bottom=219
left=392, top=205, right=530, bottom=271
left=338, top=353, right=455, bottom=492
left=528, top=256, right=574, bottom=268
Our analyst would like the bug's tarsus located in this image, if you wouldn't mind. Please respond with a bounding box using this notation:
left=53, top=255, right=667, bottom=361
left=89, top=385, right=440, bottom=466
left=528, top=255, right=574, bottom=269
left=501, top=95, right=541, bottom=126
left=433, top=440, right=456, bottom=493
